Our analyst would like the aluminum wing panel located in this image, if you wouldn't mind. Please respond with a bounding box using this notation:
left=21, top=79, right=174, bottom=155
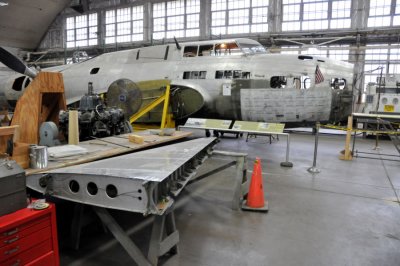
left=48, top=137, right=215, bottom=182
left=27, top=138, right=216, bottom=214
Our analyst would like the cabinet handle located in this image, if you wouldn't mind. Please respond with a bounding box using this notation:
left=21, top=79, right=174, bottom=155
left=4, top=236, right=19, bottom=244
left=3, top=228, right=18, bottom=236
left=4, top=246, right=19, bottom=255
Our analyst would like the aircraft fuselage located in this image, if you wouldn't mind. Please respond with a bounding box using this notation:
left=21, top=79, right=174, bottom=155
left=0, top=38, right=354, bottom=123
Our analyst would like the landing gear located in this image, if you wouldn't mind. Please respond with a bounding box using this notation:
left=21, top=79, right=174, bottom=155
left=205, top=129, right=211, bottom=137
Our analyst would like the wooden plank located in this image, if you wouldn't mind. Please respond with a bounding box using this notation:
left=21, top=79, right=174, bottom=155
left=68, top=110, right=79, bottom=145
left=339, top=115, right=353, bottom=161
left=11, top=72, right=67, bottom=144
left=11, top=142, right=30, bottom=169
left=0, top=125, right=19, bottom=154
left=128, top=134, right=144, bottom=144
left=25, top=130, right=192, bottom=175
left=0, top=125, right=19, bottom=136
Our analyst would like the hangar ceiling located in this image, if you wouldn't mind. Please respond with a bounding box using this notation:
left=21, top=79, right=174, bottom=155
left=0, top=0, right=71, bottom=50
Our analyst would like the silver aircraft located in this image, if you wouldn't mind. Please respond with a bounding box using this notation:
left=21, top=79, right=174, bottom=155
left=0, top=38, right=354, bottom=124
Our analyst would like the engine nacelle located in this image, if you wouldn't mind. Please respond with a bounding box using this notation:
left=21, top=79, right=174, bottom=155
left=0, top=74, right=31, bottom=109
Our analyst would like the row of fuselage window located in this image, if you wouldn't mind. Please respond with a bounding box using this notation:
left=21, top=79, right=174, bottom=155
left=182, top=71, right=347, bottom=90
left=183, top=70, right=250, bottom=80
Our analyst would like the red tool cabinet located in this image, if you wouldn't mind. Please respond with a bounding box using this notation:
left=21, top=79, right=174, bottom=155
left=0, top=202, right=59, bottom=266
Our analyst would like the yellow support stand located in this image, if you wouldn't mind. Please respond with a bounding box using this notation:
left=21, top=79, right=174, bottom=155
left=339, top=115, right=353, bottom=160
left=130, top=85, right=175, bottom=130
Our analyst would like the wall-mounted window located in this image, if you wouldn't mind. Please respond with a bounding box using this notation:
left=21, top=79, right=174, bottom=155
left=280, top=45, right=350, bottom=62
left=367, top=0, right=400, bottom=27
left=280, top=46, right=301, bottom=55
left=153, top=0, right=200, bottom=40
left=66, top=13, right=98, bottom=48
left=364, top=44, right=388, bottom=88
left=282, top=0, right=351, bottom=31
left=301, top=47, right=328, bottom=57
left=211, top=0, right=269, bottom=35
left=389, top=47, right=400, bottom=74
left=395, top=0, right=400, bottom=25
left=105, top=5, right=144, bottom=44
left=363, top=44, right=400, bottom=89
left=330, top=0, right=352, bottom=28
left=327, top=45, right=349, bottom=61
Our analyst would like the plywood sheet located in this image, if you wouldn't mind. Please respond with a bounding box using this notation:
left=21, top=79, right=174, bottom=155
left=25, top=130, right=192, bottom=175
left=11, top=72, right=66, bottom=145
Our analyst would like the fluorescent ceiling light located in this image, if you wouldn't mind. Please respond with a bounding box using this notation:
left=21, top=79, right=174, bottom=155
left=0, top=2, right=8, bottom=6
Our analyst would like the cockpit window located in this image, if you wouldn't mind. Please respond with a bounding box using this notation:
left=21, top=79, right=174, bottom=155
left=199, top=45, right=214, bottom=56
left=215, top=42, right=241, bottom=56
left=183, top=46, right=198, bottom=57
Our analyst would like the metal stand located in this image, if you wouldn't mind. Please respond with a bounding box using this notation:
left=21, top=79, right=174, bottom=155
left=93, top=207, right=179, bottom=266
left=70, top=204, right=85, bottom=250
left=308, top=122, right=321, bottom=174
left=210, top=150, right=249, bottom=210
left=148, top=209, right=179, bottom=265
left=280, top=134, right=293, bottom=167
left=179, top=124, right=293, bottom=168
left=190, top=150, right=249, bottom=210
left=246, top=133, right=279, bottom=144
left=70, top=204, right=108, bottom=250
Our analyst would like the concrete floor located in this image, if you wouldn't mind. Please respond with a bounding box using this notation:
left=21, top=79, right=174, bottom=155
left=59, top=131, right=400, bottom=266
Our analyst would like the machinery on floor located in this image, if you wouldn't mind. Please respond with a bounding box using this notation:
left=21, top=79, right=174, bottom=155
left=59, top=82, right=131, bottom=140
left=363, top=74, right=400, bottom=117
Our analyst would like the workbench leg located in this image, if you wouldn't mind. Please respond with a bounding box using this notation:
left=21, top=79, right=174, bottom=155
left=70, top=204, right=108, bottom=250
left=70, top=204, right=84, bottom=250
left=148, top=210, right=179, bottom=265
left=93, top=207, right=151, bottom=266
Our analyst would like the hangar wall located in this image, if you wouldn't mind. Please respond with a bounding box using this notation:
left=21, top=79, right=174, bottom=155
left=34, top=0, right=400, bottom=94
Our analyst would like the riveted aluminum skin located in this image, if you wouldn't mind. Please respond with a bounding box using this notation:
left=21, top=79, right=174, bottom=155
left=27, top=138, right=216, bottom=215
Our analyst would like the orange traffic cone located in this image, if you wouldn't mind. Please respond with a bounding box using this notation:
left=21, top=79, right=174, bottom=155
left=242, top=157, right=268, bottom=212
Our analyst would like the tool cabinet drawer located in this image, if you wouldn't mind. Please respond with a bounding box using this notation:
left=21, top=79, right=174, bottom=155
left=0, top=226, right=52, bottom=261
left=26, top=251, right=56, bottom=266
left=0, top=201, right=59, bottom=266
left=2, top=239, right=53, bottom=266
left=0, top=216, right=50, bottom=248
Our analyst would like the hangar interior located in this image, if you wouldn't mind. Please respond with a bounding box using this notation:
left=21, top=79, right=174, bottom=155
left=1, top=0, right=400, bottom=92
left=0, top=0, right=399, bottom=266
